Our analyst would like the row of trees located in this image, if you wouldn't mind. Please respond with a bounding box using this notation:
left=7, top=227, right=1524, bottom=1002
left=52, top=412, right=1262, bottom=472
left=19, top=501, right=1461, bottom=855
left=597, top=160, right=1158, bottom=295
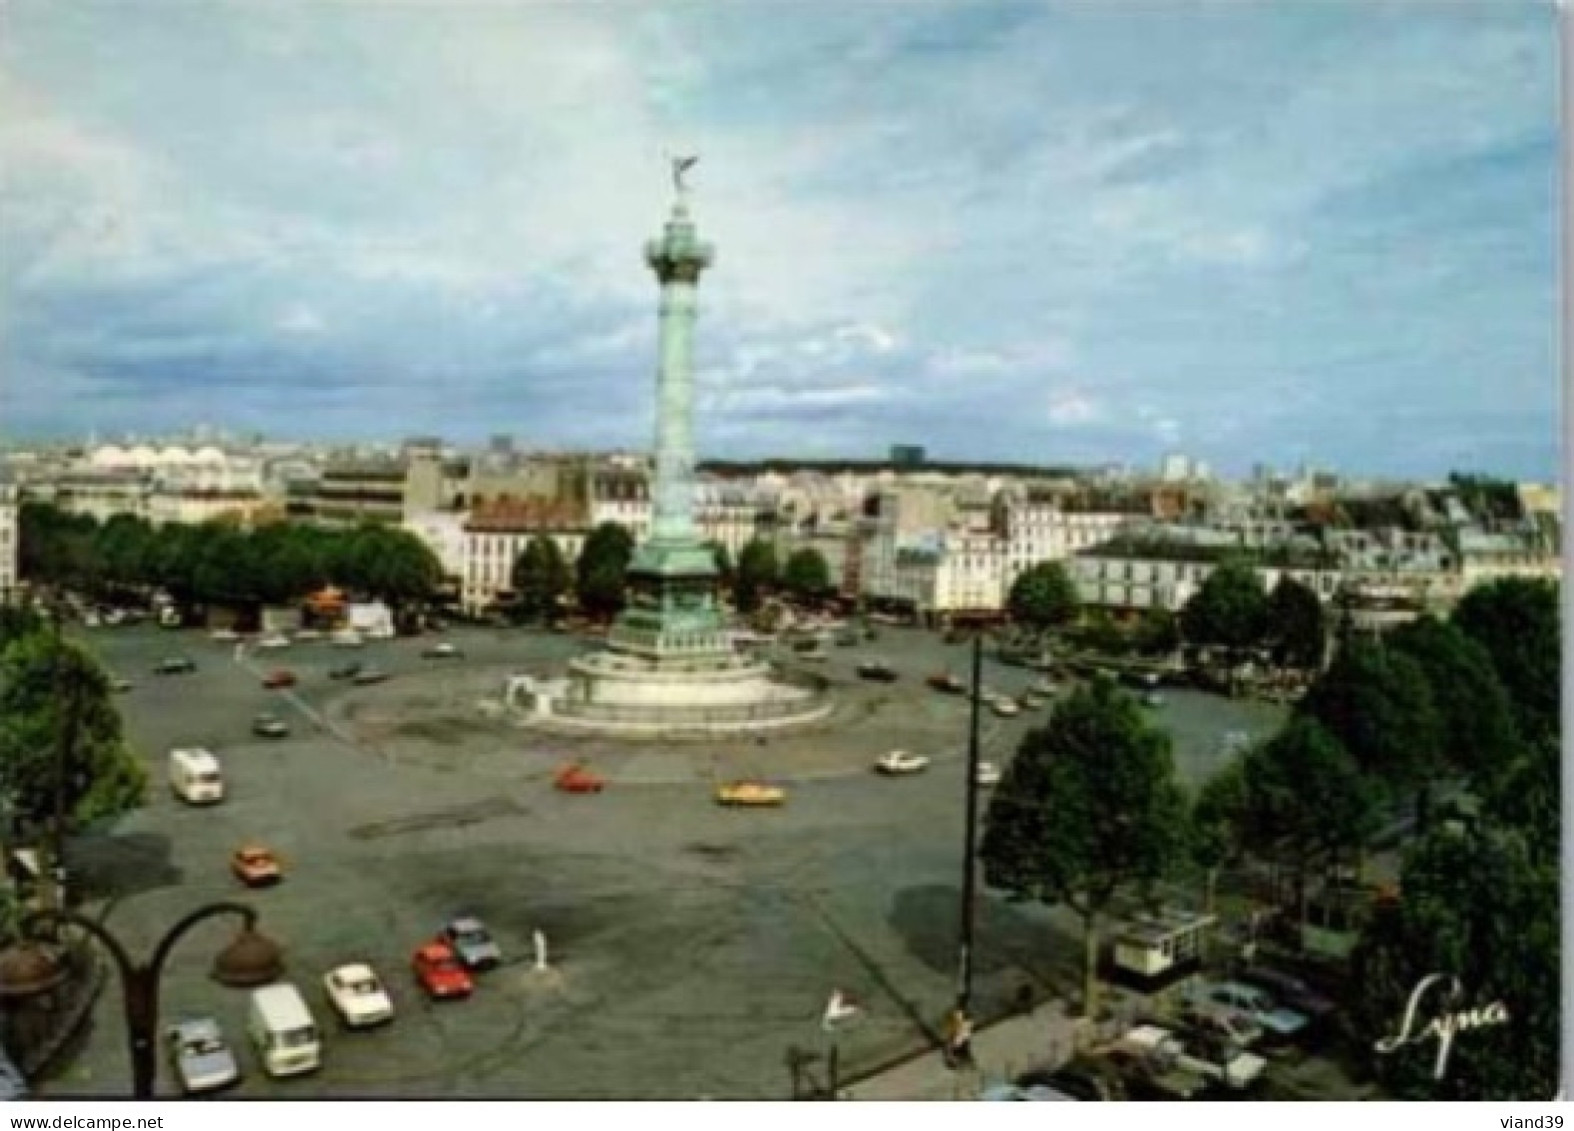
left=1005, top=558, right=1328, bottom=668
left=507, top=528, right=834, bottom=623
left=981, top=576, right=1558, bottom=1099
left=20, top=504, right=444, bottom=612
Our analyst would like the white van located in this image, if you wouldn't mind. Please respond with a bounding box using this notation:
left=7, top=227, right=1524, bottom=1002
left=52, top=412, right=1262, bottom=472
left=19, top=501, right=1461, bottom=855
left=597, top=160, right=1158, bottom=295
left=168, top=749, right=224, bottom=805
left=247, top=984, right=320, bottom=1078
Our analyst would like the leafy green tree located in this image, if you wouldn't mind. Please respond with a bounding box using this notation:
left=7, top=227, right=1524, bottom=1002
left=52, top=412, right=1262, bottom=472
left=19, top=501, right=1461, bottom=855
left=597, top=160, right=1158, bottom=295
left=1387, top=616, right=1522, bottom=796
left=1348, top=825, right=1556, bottom=1100
left=706, top=541, right=734, bottom=587
left=576, top=522, right=636, bottom=619
left=1452, top=578, right=1560, bottom=744
left=146, top=522, right=203, bottom=604
left=1482, top=732, right=1558, bottom=868
left=1297, top=637, right=1442, bottom=806
left=0, top=632, right=146, bottom=838
left=192, top=524, right=259, bottom=606
left=510, top=537, right=571, bottom=623
left=781, top=547, right=831, bottom=603
left=1180, top=559, right=1268, bottom=654
left=734, top=538, right=779, bottom=614
left=1242, top=717, right=1381, bottom=926
left=1266, top=576, right=1326, bottom=670
left=96, top=515, right=156, bottom=594
left=1081, top=608, right=1128, bottom=656
left=1190, top=755, right=1249, bottom=913
left=1007, top=562, right=1079, bottom=632
left=1132, top=606, right=1180, bottom=657
left=980, top=678, right=1189, bottom=1016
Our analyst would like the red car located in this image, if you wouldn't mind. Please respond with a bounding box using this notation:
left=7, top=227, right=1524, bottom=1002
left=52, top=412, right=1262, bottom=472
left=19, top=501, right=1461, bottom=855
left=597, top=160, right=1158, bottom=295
left=262, top=669, right=297, bottom=689
left=412, top=942, right=474, bottom=1000
left=554, top=763, right=606, bottom=794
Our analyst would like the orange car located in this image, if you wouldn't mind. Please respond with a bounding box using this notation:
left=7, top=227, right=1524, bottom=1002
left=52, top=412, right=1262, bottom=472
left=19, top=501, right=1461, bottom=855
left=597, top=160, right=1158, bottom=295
left=231, top=844, right=283, bottom=887
left=261, top=670, right=297, bottom=689
left=554, top=763, right=606, bottom=794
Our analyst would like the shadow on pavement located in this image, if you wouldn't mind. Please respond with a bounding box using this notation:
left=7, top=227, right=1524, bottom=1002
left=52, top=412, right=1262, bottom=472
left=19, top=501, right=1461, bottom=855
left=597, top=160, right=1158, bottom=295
left=66, top=831, right=182, bottom=905
left=889, top=883, right=1083, bottom=1001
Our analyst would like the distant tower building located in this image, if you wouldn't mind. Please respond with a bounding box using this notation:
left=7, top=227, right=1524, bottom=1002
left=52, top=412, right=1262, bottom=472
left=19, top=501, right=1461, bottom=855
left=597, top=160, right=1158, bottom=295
left=889, top=444, right=926, bottom=469
left=1160, top=453, right=1191, bottom=482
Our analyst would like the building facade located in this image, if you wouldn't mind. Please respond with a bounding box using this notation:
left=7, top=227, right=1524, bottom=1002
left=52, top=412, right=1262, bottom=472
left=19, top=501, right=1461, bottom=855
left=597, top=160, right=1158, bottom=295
left=0, top=478, right=17, bottom=605
left=460, top=500, right=590, bottom=615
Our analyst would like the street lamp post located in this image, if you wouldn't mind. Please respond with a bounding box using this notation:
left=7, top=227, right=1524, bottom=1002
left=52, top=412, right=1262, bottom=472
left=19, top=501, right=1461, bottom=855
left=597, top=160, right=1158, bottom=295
left=955, top=631, right=984, bottom=1017
left=0, top=902, right=283, bottom=1099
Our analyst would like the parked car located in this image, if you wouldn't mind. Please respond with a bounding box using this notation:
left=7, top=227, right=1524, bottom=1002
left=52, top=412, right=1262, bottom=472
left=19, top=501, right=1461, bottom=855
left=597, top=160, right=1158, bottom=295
left=352, top=667, right=390, bottom=686
left=980, top=1083, right=1076, bottom=1101
left=991, top=697, right=1021, bottom=718
left=835, top=630, right=859, bottom=647
left=1188, top=979, right=1310, bottom=1039
left=412, top=942, right=473, bottom=1000
left=262, top=669, right=298, bottom=690
left=1017, top=1064, right=1125, bottom=1101
left=154, top=656, right=196, bottom=675
left=440, top=917, right=503, bottom=970
left=257, top=634, right=291, bottom=650
left=975, top=762, right=1002, bottom=786
left=856, top=660, right=898, bottom=682
left=1019, top=692, right=1046, bottom=710
left=323, top=963, right=394, bottom=1028
left=210, top=628, right=241, bottom=643
left=110, top=676, right=134, bottom=693
left=231, top=843, right=283, bottom=887
left=554, top=763, right=606, bottom=794
left=252, top=713, right=289, bottom=738
left=1141, top=691, right=1166, bottom=709
left=1123, top=1023, right=1265, bottom=1091
left=1096, top=1045, right=1209, bottom=1100
left=423, top=642, right=463, bottom=659
left=1238, top=966, right=1338, bottom=1022
left=165, top=1017, right=240, bottom=1095
left=874, top=750, right=930, bottom=776
left=331, top=630, right=365, bottom=648
left=715, top=780, right=787, bottom=807
left=926, top=672, right=966, bottom=695
left=329, top=662, right=364, bottom=681
left=1180, top=1000, right=1266, bottom=1048
left=294, top=628, right=323, bottom=641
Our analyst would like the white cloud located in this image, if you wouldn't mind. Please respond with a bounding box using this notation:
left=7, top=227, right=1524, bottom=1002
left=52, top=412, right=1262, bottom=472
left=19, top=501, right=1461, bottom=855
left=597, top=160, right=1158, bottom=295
left=1047, top=390, right=1102, bottom=426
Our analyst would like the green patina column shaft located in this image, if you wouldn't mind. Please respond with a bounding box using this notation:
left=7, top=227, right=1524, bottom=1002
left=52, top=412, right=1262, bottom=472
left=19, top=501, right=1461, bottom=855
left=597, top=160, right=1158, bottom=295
left=608, top=161, right=731, bottom=664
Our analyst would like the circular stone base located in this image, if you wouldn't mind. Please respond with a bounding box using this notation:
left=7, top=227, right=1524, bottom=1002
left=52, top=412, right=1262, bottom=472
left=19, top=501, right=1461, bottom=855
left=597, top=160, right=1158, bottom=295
left=521, top=649, right=833, bottom=739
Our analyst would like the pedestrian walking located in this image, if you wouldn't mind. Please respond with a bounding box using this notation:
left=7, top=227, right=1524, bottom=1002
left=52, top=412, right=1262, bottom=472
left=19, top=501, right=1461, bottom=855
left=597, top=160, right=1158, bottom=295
left=944, top=1007, right=974, bottom=1069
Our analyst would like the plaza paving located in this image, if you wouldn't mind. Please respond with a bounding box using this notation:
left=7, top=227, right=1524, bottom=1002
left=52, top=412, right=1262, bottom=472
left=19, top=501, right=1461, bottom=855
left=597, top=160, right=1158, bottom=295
left=41, top=623, right=1284, bottom=1099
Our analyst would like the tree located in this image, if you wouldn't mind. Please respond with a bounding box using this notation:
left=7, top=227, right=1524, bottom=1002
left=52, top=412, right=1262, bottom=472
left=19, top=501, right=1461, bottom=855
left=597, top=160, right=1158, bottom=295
left=1297, top=637, right=1442, bottom=807
left=734, top=538, right=779, bottom=614
left=1452, top=578, right=1560, bottom=745
left=0, top=632, right=147, bottom=838
left=1081, top=608, right=1128, bottom=656
left=510, top=537, right=571, bottom=623
left=980, top=678, right=1189, bottom=1016
left=1265, top=576, right=1326, bottom=671
left=576, top=523, right=635, bottom=619
left=1190, top=756, right=1249, bottom=913
left=1387, top=616, right=1522, bottom=796
left=781, top=547, right=831, bottom=603
left=1007, top=562, right=1079, bottom=632
left=1347, top=825, right=1556, bottom=1100
left=706, top=541, right=734, bottom=587
left=1132, top=606, right=1180, bottom=657
left=1242, top=717, right=1381, bottom=926
left=1180, top=559, right=1268, bottom=654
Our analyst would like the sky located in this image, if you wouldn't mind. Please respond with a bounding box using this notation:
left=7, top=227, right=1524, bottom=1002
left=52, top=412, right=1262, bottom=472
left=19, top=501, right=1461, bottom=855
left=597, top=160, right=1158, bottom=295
left=0, top=0, right=1561, bottom=479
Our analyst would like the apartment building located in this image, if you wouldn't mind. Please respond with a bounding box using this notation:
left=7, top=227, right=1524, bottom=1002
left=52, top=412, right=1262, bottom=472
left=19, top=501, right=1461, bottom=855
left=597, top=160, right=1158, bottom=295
left=460, top=499, right=590, bottom=615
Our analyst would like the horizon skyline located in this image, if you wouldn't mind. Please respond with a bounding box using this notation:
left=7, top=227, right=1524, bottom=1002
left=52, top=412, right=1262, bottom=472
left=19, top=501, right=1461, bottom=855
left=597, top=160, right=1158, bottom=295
left=0, top=1, right=1561, bottom=482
